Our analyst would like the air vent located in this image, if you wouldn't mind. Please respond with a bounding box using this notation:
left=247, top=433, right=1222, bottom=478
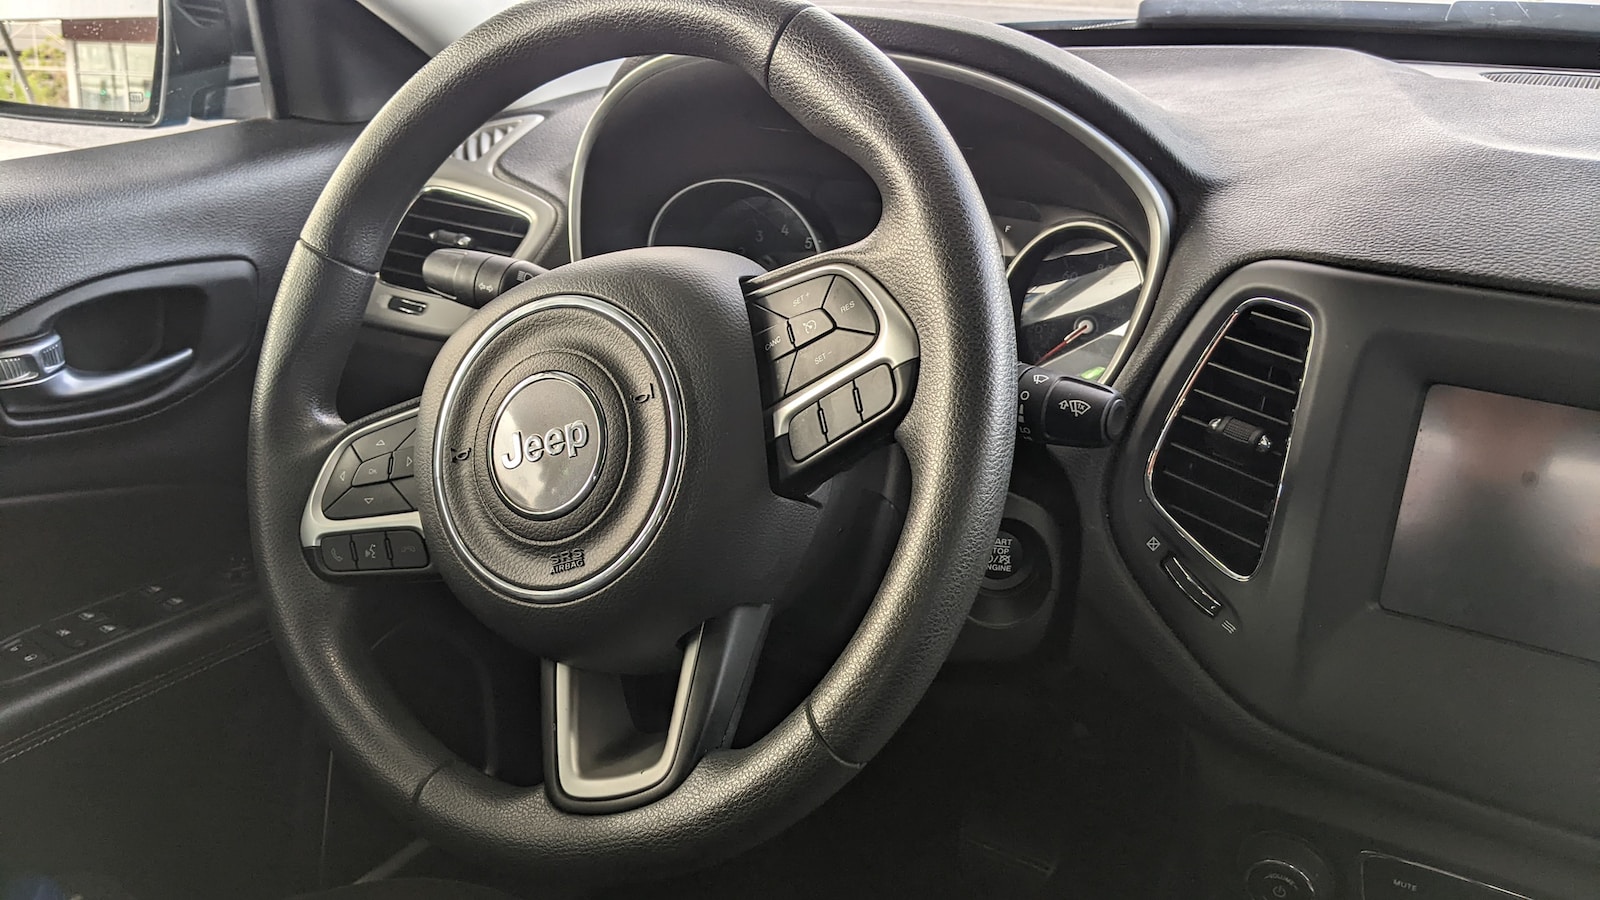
left=1148, top=299, right=1312, bottom=578
left=1484, top=71, right=1600, bottom=89
left=380, top=191, right=531, bottom=292
left=453, top=120, right=524, bottom=162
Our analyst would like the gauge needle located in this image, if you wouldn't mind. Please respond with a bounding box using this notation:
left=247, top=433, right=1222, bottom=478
left=1036, top=321, right=1093, bottom=366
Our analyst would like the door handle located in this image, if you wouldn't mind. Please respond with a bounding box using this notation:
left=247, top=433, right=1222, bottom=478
left=0, top=331, right=195, bottom=415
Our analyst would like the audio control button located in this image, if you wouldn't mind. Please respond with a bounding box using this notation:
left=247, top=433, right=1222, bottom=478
left=326, top=483, right=410, bottom=519
left=322, top=447, right=361, bottom=511
left=352, top=418, right=415, bottom=461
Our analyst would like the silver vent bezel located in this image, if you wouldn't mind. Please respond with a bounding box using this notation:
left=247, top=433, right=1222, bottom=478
left=365, top=116, right=555, bottom=339
left=1144, top=296, right=1314, bottom=582
left=380, top=185, right=535, bottom=288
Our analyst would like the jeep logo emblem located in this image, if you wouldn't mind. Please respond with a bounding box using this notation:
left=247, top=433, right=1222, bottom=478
left=489, top=372, right=604, bottom=519
left=499, top=421, right=590, bottom=468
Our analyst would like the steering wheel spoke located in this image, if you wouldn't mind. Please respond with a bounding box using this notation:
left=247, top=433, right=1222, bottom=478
left=299, top=404, right=436, bottom=578
left=744, top=261, right=919, bottom=494
left=542, top=606, right=770, bottom=812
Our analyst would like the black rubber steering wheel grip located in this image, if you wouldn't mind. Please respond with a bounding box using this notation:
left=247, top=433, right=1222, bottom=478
left=248, top=0, right=1013, bottom=881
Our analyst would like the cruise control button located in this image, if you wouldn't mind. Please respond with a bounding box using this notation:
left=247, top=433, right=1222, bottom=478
left=854, top=365, right=896, bottom=419
left=391, top=439, right=416, bottom=480
left=755, top=277, right=830, bottom=317
left=824, top=277, right=877, bottom=333
left=755, top=324, right=793, bottom=361
left=352, top=418, right=415, bottom=461
left=788, top=404, right=826, bottom=462
left=748, top=304, right=788, bottom=333
left=353, top=453, right=391, bottom=487
left=760, top=352, right=795, bottom=405
left=352, top=532, right=390, bottom=570
left=789, top=309, right=835, bottom=348
left=322, top=447, right=361, bottom=510
left=320, top=536, right=357, bottom=572
left=819, top=383, right=862, bottom=441
left=787, top=330, right=874, bottom=395
left=387, top=530, right=429, bottom=569
left=326, top=483, right=410, bottom=519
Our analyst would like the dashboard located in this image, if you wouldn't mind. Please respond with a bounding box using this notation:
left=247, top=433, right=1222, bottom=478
left=350, top=18, right=1600, bottom=900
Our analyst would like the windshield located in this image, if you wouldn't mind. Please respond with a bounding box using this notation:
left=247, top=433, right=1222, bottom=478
left=825, top=0, right=1138, bottom=22
left=361, top=0, right=1600, bottom=49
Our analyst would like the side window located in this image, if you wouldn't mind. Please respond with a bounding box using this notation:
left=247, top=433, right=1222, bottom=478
left=0, top=1, right=260, bottom=161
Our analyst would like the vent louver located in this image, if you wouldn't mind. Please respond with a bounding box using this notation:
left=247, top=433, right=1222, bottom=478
left=1148, top=299, right=1312, bottom=578
left=380, top=191, right=531, bottom=292
left=453, top=120, right=524, bottom=162
left=1484, top=71, right=1600, bottom=89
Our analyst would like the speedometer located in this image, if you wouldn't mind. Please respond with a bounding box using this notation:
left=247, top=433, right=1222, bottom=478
left=1008, top=220, right=1145, bottom=384
left=649, top=178, right=824, bottom=270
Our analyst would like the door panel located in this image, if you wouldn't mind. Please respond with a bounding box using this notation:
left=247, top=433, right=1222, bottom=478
left=0, top=118, right=357, bottom=899
left=0, top=260, right=258, bottom=434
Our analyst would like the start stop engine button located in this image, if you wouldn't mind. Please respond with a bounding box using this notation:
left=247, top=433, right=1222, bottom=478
left=984, top=526, right=1033, bottom=592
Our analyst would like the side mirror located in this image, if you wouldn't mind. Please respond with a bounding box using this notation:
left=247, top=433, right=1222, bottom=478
left=0, top=0, right=238, bottom=128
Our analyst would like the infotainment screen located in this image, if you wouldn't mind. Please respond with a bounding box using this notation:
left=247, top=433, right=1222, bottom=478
left=1380, top=385, right=1600, bottom=664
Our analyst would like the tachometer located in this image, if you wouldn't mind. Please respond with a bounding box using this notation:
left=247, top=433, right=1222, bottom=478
left=649, top=178, right=824, bottom=270
left=1007, top=220, right=1144, bottom=383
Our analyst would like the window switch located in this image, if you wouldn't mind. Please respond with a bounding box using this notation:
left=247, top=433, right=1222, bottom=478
left=2, top=639, right=54, bottom=672
left=45, top=624, right=90, bottom=650
left=92, top=621, right=127, bottom=639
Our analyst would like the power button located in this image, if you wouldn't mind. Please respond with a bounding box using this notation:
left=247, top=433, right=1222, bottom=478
left=1245, top=860, right=1315, bottom=900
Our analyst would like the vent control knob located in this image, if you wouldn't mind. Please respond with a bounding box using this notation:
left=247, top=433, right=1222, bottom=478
left=1207, top=415, right=1273, bottom=455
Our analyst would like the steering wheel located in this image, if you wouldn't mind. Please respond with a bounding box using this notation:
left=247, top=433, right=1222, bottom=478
left=249, top=0, right=1013, bottom=881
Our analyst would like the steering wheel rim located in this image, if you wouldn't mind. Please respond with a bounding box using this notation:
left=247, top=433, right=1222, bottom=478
left=249, top=0, right=1013, bottom=881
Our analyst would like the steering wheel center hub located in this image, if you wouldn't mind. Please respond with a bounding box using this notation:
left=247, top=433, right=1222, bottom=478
left=489, top=372, right=606, bottom=520
left=427, top=293, right=680, bottom=608
left=411, top=249, right=828, bottom=668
